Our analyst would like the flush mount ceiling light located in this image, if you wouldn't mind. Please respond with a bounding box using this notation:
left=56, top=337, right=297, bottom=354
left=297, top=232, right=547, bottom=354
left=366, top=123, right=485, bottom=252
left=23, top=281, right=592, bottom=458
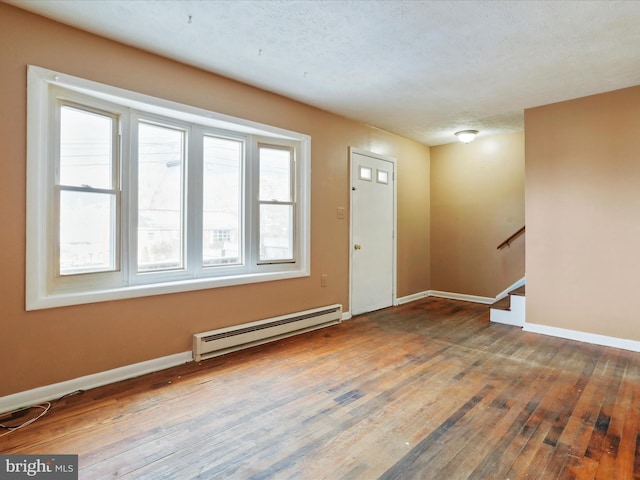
left=455, top=130, right=478, bottom=143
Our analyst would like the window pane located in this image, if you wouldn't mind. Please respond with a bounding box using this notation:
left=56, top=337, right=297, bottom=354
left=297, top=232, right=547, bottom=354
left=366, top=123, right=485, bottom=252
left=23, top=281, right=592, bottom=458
left=60, top=106, right=113, bottom=189
left=137, top=123, right=184, bottom=272
left=60, top=190, right=116, bottom=275
left=259, top=147, right=292, bottom=202
left=203, top=136, right=242, bottom=266
left=259, top=204, right=293, bottom=261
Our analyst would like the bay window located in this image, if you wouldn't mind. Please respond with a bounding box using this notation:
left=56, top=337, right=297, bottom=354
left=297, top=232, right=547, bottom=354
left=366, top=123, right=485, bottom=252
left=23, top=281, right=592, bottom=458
left=26, top=66, right=310, bottom=310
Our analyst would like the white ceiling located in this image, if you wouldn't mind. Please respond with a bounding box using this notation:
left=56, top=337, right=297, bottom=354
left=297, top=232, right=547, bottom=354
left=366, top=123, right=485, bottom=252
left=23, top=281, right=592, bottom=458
left=8, top=0, right=640, bottom=146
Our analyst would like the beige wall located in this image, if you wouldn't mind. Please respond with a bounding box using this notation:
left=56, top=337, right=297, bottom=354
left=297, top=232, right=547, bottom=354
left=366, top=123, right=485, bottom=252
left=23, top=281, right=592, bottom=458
left=0, top=4, right=430, bottom=396
left=525, top=85, right=640, bottom=341
left=430, top=132, right=525, bottom=298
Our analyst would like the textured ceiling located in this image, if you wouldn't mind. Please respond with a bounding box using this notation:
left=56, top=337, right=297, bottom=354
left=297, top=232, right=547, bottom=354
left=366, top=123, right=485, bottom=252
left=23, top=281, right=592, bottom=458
left=7, top=0, right=640, bottom=145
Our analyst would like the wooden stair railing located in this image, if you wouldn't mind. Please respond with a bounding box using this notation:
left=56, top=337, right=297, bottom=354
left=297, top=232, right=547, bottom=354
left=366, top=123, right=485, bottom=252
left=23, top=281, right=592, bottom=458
left=497, top=226, right=525, bottom=250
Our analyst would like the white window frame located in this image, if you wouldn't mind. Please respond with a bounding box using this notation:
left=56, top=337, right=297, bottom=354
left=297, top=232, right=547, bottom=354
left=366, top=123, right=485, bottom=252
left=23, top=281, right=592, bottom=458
left=26, top=65, right=311, bottom=310
left=256, top=142, right=297, bottom=265
left=54, top=100, right=122, bottom=279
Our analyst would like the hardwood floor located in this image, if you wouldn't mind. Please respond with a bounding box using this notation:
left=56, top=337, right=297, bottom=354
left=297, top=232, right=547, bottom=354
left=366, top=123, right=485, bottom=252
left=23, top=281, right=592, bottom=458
left=2, top=297, right=639, bottom=479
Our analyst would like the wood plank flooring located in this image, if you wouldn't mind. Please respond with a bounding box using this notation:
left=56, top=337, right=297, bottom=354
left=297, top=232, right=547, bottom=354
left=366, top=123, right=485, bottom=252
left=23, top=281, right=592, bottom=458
left=1, top=297, right=639, bottom=479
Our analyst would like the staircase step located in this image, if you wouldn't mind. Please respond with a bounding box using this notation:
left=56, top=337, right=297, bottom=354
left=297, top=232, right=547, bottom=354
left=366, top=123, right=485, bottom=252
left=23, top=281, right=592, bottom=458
left=491, top=283, right=526, bottom=326
left=491, top=285, right=525, bottom=312
left=491, top=296, right=511, bottom=311
left=510, top=286, right=525, bottom=296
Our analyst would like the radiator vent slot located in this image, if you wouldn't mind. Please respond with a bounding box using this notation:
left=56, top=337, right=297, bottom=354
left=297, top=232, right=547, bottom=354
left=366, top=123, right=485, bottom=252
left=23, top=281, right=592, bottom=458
left=193, top=304, right=342, bottom=362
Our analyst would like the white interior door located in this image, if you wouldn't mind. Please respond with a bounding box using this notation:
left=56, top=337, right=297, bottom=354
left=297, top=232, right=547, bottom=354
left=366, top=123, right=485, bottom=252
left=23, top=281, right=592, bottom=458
left=350, top=149, right=396, bottom=316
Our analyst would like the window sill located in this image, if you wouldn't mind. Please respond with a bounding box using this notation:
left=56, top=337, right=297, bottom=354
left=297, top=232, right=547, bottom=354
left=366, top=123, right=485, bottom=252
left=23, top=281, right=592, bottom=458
left=26, top=268, right=310, bottom=311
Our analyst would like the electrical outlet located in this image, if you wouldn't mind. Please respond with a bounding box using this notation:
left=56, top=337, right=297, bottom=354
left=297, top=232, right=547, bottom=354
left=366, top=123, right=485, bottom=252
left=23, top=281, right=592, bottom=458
left=337, top=207, right=345, bottom=219
left=321, top=274, right=328, bottom=287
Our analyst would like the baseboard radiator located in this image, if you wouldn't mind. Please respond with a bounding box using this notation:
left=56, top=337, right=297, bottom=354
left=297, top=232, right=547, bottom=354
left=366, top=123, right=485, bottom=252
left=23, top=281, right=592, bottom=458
left=193, top=304, right=342, bottom=362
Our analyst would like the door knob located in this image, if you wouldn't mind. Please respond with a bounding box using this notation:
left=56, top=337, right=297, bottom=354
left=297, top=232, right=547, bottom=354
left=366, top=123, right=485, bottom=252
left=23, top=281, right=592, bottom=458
left=354, top=244, right=362, bottom=250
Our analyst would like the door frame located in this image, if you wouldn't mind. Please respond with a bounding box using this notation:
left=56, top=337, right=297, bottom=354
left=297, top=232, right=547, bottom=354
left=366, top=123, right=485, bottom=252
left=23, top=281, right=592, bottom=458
left=349, top=146, right=398, bottom=317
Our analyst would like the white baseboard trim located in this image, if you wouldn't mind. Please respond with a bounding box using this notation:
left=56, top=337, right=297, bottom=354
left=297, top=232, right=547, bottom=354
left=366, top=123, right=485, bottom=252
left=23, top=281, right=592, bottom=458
left=397, top=278, right=526, bottom=307
left=396, top=290, right=495, bottom=306
left=0, top=351, right=192, bottom=415
left=428, top=290, right=495, bottom=305
left=495, top=276, right=526, bottom=301
left=396, top=291, right=430, bottom=305
left=523, top=323, right=640, bottom=353
left=490, top=295, right=526, bottom=327
left=342, top=311, right=352, bottom=321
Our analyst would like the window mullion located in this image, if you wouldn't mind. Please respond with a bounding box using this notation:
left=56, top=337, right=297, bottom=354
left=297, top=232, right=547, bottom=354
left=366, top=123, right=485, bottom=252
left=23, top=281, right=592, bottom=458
left=188, top=127, right=204, bottom=276
left=246, top=138, right=258, bottom=271
left=127, top=112, right=141, bottom=284
left=113, top=120, right=122, bottom=276
left=119, top=110, right=131, bottom=284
